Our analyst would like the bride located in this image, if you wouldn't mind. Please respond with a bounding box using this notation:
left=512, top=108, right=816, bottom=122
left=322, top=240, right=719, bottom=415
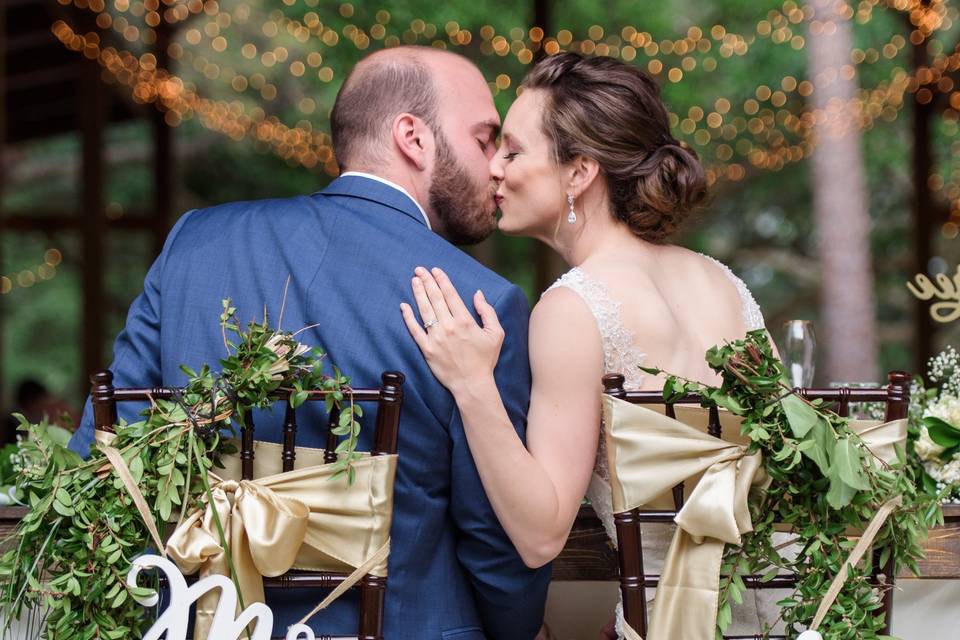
left=400, top=52, right=770, bottom=638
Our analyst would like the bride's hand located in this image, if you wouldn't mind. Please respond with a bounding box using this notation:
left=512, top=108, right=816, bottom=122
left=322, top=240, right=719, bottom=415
left=400, top=266, right=504, bottom=395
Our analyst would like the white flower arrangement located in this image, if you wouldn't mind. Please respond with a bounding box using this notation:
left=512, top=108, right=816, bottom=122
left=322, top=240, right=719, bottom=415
left=911, top=346, right=960, bottom=503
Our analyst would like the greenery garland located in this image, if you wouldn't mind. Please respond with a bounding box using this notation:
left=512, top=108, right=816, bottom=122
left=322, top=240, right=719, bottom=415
left=0, top=300, right=362, bottom=639
left=641, top=330, right=938, bottom=640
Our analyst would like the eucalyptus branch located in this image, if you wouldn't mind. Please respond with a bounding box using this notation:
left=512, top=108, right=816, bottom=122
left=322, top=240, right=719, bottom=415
left=0, top=298, right=367, bottom=638
left=648, top=329, right=934, bottom=640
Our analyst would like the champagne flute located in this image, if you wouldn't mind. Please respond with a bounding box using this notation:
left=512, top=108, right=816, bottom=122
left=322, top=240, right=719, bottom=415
left=780, top=320, right=816, bottom=388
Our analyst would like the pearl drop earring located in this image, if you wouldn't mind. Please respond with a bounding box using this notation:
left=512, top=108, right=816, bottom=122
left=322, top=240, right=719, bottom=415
left=567, top=194, right=577, bottom=224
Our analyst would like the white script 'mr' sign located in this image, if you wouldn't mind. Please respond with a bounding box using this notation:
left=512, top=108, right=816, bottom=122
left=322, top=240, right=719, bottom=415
left=125, top=554, right=317, bottom=640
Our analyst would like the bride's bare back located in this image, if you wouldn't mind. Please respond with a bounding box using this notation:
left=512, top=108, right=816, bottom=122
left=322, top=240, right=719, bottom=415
left=574, top=243, right=759, bottom=390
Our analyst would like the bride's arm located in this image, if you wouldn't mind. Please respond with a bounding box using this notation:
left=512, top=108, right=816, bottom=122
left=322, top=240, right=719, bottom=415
left=401, top=267, right=603, bottom=568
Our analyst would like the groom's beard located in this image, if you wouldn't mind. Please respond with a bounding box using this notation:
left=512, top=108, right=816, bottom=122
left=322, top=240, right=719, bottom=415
left=429, top=133, right=497, bottom=246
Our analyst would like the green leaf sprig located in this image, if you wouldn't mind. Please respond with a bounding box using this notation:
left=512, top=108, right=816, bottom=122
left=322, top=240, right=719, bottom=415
left=641, top=329, right=936, bottom=640
left=0, top=299, right=363, bottom=638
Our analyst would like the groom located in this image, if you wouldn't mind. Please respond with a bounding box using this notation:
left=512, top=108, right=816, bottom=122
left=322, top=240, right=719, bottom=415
left=69, top=47, right=551, bottom=638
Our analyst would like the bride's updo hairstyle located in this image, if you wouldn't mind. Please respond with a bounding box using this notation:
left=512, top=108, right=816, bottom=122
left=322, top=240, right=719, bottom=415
left=522, top=53, right=707, bottom=243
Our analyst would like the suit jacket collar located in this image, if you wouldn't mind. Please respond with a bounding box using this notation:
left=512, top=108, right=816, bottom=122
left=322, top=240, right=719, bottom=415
left=320, top=175, right=430, bottom=229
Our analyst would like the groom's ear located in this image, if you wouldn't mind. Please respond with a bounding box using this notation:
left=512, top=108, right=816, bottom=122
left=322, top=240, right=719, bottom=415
left=566, top=155, right=601, bottom=199
left=392, top=112, right=434, bottom=172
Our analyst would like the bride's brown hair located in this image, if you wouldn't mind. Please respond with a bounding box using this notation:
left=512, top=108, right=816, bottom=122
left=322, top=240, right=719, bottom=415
left=521, top=52, right=707, bottom=243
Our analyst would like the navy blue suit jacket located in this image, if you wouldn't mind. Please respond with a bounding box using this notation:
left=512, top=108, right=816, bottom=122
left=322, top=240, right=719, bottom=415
left=69, top=175, right=551, bottom=639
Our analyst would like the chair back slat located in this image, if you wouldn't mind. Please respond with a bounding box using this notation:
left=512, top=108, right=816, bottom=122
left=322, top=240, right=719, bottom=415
left=664, top=403, right=685, bottom=510
left=88, top=368, right=406, bottom=640
left=241, top=412, right=255, bottom=480
left=373, top=372, right=404, bottom=456
left=325, top=406, right=341, bottom=465
left=605, top=369, right=911, bottom=639
left=282, top=403, right=297, bottom=473
left=837, top=387, right=850, bottom=418
left=707, top=405, right=722, bottom=439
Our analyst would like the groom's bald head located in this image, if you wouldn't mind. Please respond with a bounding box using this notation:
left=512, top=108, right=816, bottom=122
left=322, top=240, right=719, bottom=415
left=330, top=46, right=501, bottom=245
left=332, top=46, right=469, bottom=170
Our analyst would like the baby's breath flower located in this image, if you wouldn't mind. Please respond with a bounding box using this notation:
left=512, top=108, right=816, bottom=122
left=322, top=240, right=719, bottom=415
left=910, top=347, right=960, bottom=501
left=928, top=346, right=960, bottom=396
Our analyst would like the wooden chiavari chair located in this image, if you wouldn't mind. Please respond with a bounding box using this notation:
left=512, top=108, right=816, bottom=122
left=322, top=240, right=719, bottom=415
left=604, top=370, right=911, bottom=640
left=89, top=368, right=405, bottom=640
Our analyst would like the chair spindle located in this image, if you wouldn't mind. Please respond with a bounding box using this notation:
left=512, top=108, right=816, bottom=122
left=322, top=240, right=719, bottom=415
left=91, top=370, right=118, bottom=433
left=886, top=370, right=910, bottom=422
left=708, top=405, right=722, bottom=439
left=602, top=374, right=627, bottom=399
left=615, top=508, right=648, bottom=634
left=374, top=372, right=405, bottom=456
left=325, top=406, right=340, bottom=465
left=666, top=402, right=685, bottom=509
left=241, top=412, right=255, bottom=480
left=837, top=387, right=850, bottom=418
left=282, top=401, right=298, bottom=472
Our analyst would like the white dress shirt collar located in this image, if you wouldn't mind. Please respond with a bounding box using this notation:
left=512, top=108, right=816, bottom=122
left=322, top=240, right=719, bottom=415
left=340, top=171, right=432, bottom=230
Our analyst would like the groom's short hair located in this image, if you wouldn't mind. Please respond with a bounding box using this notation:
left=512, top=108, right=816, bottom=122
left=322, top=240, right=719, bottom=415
left=331, top=48, right=441, bottom=170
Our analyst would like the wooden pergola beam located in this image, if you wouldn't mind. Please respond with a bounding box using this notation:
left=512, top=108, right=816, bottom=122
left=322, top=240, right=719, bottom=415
left=5, top=62, right=83, bottom=92
left=80, top=53, right=106, bottom=396
left=0, top=0, right=7, bottom=430
left=152, top=22, right=173, bottom=258
left=911, top=10, right=936, bottom=377
left=6, top=30, right=57, bottom=53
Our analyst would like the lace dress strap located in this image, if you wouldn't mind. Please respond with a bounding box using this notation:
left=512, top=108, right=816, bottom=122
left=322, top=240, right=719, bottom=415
left=698, top=254, right=766, bottom=330
left=544, top=268, right=647, bottom=389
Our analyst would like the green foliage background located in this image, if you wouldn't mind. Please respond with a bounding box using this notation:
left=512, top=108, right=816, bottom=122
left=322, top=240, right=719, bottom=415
left=2, top=0, right=959, bottom=412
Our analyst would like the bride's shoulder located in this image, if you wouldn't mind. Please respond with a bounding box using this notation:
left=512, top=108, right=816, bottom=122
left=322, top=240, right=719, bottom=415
left=669, top=246, right=730, bottom=275
left=529, top=283, right=605, bottom=366
left=661, top=248, right=745, bottom=294
left=531, top=281, right=599, bottom=336
left=533, top=279, right=594, bottom=322
left=678, top=249, right=766, bottom=329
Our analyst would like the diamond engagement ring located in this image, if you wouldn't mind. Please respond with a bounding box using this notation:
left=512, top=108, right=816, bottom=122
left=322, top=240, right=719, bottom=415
left=423, top=319, right=438, bottom=330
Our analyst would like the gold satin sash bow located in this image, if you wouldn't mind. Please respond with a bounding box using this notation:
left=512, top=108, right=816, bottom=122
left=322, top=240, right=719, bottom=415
left=602, top=396, right=906, bottom=640
left=165, top=453, right=397, bottom=638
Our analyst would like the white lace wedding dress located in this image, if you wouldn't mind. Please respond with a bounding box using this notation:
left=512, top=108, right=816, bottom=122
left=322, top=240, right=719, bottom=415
left=546, top=256, right=775, bottom=638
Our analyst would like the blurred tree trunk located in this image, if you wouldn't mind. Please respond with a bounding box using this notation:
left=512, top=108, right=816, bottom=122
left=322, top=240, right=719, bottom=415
left=532, top=0, right=566, bottom=294
left=807, top=0, right=879, bottom=382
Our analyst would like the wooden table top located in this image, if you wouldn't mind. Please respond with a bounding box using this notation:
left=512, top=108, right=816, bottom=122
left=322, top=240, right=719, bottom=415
left=553, top=504, right=960, bottom=581
left=2, top=504, right=960, bottom=580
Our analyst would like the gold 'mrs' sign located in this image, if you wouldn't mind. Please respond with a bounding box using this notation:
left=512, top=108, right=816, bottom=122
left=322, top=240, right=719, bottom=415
left=907, top=266, right=960, bottom=323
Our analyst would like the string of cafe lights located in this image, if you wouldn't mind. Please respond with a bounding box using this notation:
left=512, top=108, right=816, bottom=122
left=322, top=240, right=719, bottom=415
left=58, top=0, right=939, bottom=116
left=57, top=0, right=949, bottom=87
left=0, top=250, right=62, bottom=296
left=48, top=0, right=960, bottom=203
left=48, top=4, right=960, bottom=241
left=53, top=20, right=342, bottom=174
